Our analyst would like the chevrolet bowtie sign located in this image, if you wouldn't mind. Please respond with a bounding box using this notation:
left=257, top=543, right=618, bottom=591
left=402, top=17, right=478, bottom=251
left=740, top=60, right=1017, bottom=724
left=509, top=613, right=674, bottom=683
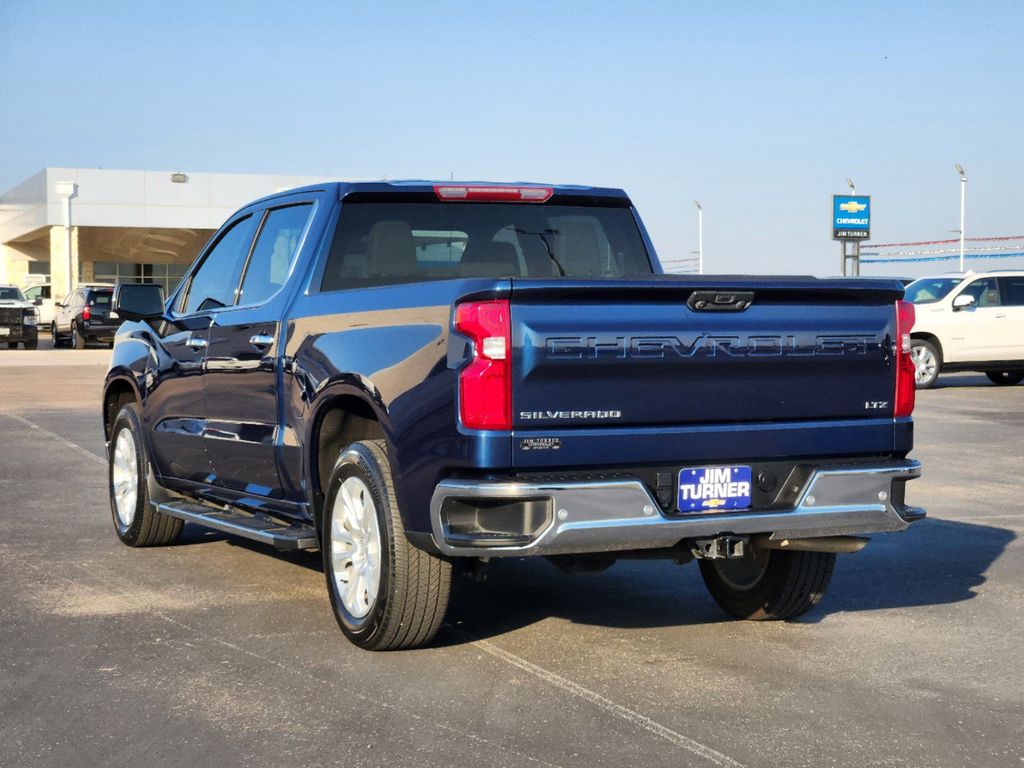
left=833, top=195, right=871, bottom=240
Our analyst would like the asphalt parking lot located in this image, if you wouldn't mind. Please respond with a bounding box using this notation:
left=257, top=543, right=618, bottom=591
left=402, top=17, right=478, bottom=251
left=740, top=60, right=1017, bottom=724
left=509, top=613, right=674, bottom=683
left=1, top=345, right=1021, bottom=768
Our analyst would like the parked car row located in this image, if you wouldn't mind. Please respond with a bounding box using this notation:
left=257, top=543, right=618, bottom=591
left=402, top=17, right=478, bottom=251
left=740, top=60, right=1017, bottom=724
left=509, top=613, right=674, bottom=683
left=10, top=283, right=125, bottom=349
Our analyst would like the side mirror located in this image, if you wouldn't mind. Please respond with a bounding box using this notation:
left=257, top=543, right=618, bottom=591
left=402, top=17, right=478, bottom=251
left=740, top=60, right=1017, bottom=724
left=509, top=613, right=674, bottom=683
left=33, top=297, right=43, bottom=306
left=113, top=283, right=166, bottom=321
left=952, top=294, right=976, bottom=311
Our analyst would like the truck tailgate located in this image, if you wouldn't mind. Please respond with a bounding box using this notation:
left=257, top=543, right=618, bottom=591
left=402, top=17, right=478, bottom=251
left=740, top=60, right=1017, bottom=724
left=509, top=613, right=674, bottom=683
left=510, top=276, right=905, bottom=467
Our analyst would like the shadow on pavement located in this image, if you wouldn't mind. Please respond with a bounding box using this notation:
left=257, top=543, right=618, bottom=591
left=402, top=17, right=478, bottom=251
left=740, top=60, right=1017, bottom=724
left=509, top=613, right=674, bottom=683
left=167, top=514, right=1014, bottom=646
left=439, top=517, right=1014, bottom=643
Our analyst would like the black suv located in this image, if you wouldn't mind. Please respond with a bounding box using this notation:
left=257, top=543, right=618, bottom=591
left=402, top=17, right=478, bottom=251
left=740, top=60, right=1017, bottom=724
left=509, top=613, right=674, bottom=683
left=53, top=286, right=122, bottom=349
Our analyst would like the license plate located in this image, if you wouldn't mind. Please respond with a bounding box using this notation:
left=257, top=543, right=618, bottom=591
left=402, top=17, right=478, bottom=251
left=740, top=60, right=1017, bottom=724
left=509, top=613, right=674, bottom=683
left=678, top=465, right=752, bottom=513
left=0, top=327, right=9, bottom=336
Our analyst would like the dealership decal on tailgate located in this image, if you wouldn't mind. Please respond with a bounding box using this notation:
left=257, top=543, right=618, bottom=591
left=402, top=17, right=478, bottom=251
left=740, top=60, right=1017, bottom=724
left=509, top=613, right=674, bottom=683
left=678, top=466, right=752, bottom=513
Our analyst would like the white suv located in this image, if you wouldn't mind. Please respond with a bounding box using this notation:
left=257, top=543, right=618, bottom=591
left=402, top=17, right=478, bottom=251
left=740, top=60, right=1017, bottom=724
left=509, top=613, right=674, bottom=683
left=905, top=271, right=1024, bottom=388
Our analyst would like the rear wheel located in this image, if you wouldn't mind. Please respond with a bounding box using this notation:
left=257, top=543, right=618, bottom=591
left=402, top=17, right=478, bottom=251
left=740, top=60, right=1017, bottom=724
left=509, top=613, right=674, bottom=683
left=910, top=339, right=940, bottom=389
left=72, top=323, right=86, bottom=350
left=108, top=403, right=183, bottom=547
left=323, top=439, right=451, bottom=650
left=699, top=548, right=836, bottom=620
left=986, top=370, right=1024, bottom=386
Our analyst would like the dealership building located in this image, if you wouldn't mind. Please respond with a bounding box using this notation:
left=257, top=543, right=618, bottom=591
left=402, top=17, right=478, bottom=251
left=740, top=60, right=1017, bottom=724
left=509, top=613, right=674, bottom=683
left=0, top=168, right=331, bottom=298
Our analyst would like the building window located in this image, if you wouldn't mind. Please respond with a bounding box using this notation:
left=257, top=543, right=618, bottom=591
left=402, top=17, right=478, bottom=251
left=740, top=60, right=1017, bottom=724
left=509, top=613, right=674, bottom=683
left=88, top=262, right=188, bottom=295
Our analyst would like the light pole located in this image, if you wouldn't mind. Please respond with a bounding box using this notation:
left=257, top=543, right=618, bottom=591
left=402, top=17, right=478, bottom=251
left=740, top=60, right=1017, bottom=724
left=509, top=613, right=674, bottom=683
left=955, top=164, right=967, bottom=272
left=846, top=178, right=855, bottom=195
left=693, top=200, right=703, bottom=275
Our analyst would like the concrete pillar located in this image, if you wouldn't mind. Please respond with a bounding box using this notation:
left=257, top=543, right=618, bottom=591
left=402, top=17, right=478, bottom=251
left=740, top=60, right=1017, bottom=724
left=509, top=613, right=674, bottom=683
left=80, top=260, right=95, bottom=283
left=48, top=225, right=79, bottom=299
left=7, top=259, right=29, bottom=288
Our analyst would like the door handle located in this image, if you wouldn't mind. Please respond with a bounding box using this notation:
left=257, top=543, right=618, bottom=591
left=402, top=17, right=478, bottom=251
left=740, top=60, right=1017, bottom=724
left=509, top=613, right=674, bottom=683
left=249, top=333, right=274, bottom=349
left=186, top=335, right=208, bottom=351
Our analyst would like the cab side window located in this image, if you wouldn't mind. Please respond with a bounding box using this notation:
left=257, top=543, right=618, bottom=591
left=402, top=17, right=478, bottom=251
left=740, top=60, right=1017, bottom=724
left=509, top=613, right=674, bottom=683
left=960, top=278, right=1000, bottom=308
left=180, top=215, right=256, bottom=314
left=237, top=204, right=313, bottom=307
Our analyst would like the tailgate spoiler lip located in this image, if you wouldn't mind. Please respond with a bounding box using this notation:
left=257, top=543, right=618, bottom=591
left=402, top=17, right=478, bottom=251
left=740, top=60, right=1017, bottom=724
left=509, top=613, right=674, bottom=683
left=509, top=275, right=905, bottom=302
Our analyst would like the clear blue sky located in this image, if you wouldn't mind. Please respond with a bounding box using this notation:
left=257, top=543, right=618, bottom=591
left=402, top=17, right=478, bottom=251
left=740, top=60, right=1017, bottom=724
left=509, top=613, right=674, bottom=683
left=2, top=1, right=1022, bottom=277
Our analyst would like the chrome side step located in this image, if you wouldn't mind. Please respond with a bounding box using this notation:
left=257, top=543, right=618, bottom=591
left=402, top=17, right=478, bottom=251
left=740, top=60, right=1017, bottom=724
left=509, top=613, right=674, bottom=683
left=154, top=500, right=319, bottom=550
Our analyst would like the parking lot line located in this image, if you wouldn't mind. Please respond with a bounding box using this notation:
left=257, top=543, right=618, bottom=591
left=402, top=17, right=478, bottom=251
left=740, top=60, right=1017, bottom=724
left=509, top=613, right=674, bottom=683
left=4, top=413, right=106, bottom=465
left=448, top=627, right=745, bottom=768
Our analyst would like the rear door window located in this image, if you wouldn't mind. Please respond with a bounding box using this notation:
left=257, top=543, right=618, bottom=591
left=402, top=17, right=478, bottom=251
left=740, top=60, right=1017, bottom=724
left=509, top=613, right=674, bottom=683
left=237, top=204, right=313, bottom=307
left=320, top=202, right=651, bottom=292
left=998, top=276, right=1024, bottom=306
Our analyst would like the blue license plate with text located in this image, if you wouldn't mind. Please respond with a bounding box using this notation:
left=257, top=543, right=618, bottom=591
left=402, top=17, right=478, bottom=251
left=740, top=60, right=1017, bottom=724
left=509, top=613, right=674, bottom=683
left=678, top=465, right=752, bottom=513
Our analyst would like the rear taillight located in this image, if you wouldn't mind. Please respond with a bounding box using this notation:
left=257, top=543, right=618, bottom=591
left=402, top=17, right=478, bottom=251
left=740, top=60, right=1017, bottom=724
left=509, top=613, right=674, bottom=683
left=455, top=300, right=512, bottom=430
left=894, top=299, right=916, bottom=418
left=434, top=185, right=553, bottom=203
left=82, top=305, right=91, bottom=321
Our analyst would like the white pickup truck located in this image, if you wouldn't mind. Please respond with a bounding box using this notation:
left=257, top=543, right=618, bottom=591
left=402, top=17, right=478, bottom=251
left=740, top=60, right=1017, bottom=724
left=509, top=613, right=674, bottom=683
left=905, top=271, right=1024, bottom=387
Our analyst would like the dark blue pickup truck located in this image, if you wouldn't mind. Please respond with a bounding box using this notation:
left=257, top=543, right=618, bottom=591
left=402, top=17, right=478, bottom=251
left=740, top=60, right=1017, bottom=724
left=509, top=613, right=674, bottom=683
left=103, top=181, right=924, bottom=650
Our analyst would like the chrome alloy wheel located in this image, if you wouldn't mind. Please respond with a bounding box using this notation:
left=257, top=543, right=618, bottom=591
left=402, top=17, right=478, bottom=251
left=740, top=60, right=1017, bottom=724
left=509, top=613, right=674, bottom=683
left=111, top=429, right=139, bottom=527
left=331, top=476, right=382, bottom=619
left=911, top=344, right=937, bottom=384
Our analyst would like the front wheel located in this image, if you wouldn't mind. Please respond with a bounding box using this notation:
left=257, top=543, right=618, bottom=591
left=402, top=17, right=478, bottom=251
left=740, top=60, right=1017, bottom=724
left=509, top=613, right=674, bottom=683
left=910, top=339, right=940, bottom=389
left=699, top=548, right=836, bottom=620
left=323, top=440, right=451, bottom=650
left=986, top=370, right=1024, bottom=386
left=108, top=404, right=183, bottom=547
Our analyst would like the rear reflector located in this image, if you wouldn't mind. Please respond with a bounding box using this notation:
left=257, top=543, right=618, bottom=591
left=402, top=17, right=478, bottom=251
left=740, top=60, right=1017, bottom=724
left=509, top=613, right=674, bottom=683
left=434, top=185, right=553, bottom=203
left=455, top=300, right=512, bottom=430
left=894, top=300, right=916, bottom=418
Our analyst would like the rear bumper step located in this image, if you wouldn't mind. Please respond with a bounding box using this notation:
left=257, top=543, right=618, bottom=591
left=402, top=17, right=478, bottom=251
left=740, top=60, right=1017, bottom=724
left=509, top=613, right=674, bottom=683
left=429, top=460, right=923, bottom=557
left=154, top=500, right=318, bottom=549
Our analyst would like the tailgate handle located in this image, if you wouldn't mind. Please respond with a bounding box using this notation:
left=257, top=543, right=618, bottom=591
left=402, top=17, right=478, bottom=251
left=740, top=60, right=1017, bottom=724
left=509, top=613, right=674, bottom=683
left=687, top=291, right=754, bottom=312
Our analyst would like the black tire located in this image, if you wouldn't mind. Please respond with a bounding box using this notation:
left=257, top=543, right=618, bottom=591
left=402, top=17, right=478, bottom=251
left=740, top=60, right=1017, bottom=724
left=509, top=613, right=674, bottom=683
left=72, top=322, right=86, bottom=350
left=51, top=323, right=63, bottom=348
left=699, top=548, right=836, bottom=620
left=108, top=403, right=183, bottom=547
left=24, top=339, right=37, bottom=351
left=986, top=370, right=1024, bottom=386
left=322, top=439, right=451, bottom=651
left=910, top=339, right=941, bottom=389
left=5, top=342, right=16, bottom=349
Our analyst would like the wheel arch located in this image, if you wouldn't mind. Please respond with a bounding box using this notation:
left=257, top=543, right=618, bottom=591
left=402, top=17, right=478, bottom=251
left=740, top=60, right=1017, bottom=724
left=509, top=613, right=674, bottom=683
left=102, top=375, right=142, bottom=442
left=910, top=331, right=944, bottom=364
left=308, top=391, right=389, bottom=530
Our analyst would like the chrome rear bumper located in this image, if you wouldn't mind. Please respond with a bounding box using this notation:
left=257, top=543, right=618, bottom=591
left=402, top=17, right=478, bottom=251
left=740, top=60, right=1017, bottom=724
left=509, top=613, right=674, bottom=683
left=429, top=460, right=923, bottom=557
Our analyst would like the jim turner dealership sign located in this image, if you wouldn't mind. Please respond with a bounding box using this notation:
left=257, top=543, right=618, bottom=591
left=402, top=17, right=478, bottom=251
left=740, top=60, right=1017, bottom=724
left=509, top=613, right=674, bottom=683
left=832, top=195, right=871, bottom=240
